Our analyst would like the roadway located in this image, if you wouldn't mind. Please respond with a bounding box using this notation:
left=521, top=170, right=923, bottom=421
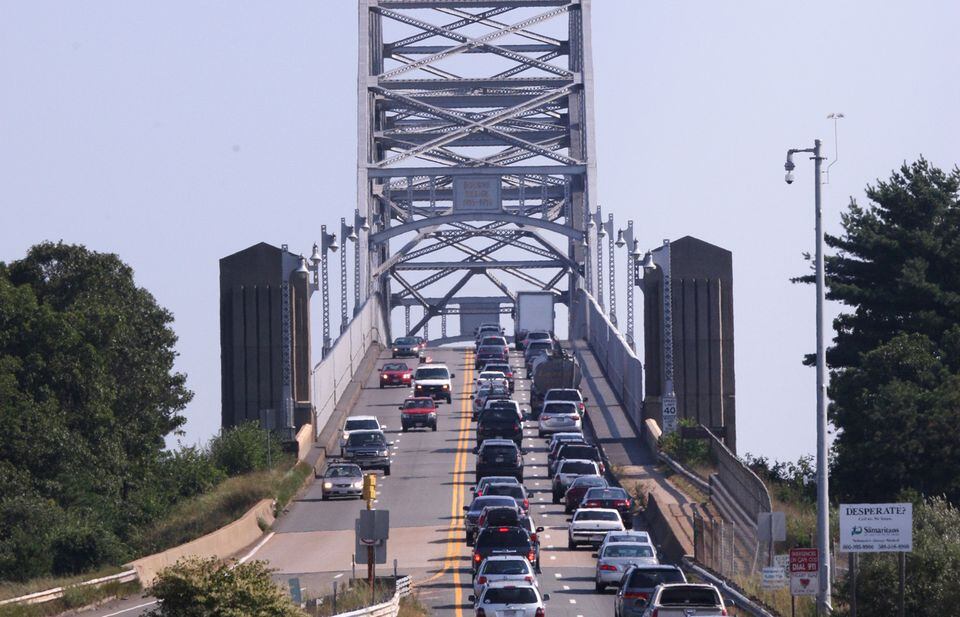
left=84, top=345, right=646, bottom=616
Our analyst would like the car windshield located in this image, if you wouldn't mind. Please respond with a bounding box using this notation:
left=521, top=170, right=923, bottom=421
left=345, top=419, right=379, bottom=431
left=348, top=432, right=385, bottom=447
left=548, top=390, right=582, bottom=401
left=395, top=337, right=417, bottom=345
left=482, top=446, right=518, bottom=460
left=627, top=569, right=686, bottom=588
left=571, top=476, right=606, bottom=488
left=485, top=485, right=524, bottom=499
left=659, top=588, right=722, bottom=606
left=479, top=477, right=518, bottom=490
left=383, top=363, right=408, bottom=371
left=479, top=372, right=505, bottom=380
left=403, top=399, right=433, bottom=409
left=415, top=368, right=449, bottom=379
left=478, top=346, right=503, bottom=354
left=527, top=332, right=551, bottom=340
left=602, top=544, right=654, bottom=558
left=485, top=509, right=520, bottom=526
left=560, top=446, right=598, bottom=460
left=543, top=402, right=579, bottom=415
left=486, top=400, right=518, bottom=411
left=575, top=510, right=619, bottom=522
left=477, top=528, right=529, bottom=548
left=325, top=466, right=360, bottom=478
left=586, top=488, right=627, bottom=500
left=482, top=560, right=529, bottom=575
left=470, top=496, right=516, bottom=513
left=528, top=341, right=552, bottom=351
left=484, top=364, right=511, bottom=373
left=482, top=587, right=537, bottom=604
left=560, top=461, right=597, bottom=475
left=608, top=533, right=650, bottom=544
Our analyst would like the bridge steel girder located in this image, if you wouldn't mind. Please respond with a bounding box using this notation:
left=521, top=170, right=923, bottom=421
left=359, top=0, right=599, bottom=340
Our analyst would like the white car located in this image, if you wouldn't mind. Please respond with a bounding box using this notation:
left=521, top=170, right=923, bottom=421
left=469, top=581, right=549, bottom=617
left=594, top=542, right=659, bottom=591
left=568, top=507, right=625, bottom=549
left=340, top=415, right=382, bottom=453
left=537, top=401, right=582, bottom=437
left=412, top=363, right=455, bottom=403
left=542, top=387, right=587, bottom=416
left=472, top=555, right=537, bottom=597
left=599, top=530, right=653, bottom=552
left=476, top=370, right=507, bottom=387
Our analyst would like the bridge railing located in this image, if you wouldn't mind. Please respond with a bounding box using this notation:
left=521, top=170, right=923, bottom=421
left=312, top=293, right=388, bottom=436
left=576, top=289, right=645, bottom=428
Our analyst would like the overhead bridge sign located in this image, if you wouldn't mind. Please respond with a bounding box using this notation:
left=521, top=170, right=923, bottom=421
left=840, top=502, right=912, bottom=552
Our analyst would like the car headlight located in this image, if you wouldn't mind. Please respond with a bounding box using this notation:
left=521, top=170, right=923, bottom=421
left=442, top=384, right=449, bottom=390
left=353, top=481, right=363, bottom=489
left=323, top=482, right=333, bottom=489
left=403, top=373, right=411, bottom=379
left=378, top=449, right=389, bottom=456
left=393, top=347, right=399, bottom=351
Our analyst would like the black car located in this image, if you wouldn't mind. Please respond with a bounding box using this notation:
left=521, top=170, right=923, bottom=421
left=342, top=430, right=391, bottom=475
left=391, top=336, right=420, bottom=358
left=614, top=565, right=687, bottom=617
left=546, top=437, right=589, bottom=474
left=475, top=344, right=508, bottom=369
left=476, top=407, right=523, bottom=447
left=475, top=439, right=524, bottom=483
left=463, top=495, right=518, bottom=545
left=471, top=526, right=536, bottom=574
left=483, top=483, right=529, bottom=513
left=549, top=443, right=604, bottom=477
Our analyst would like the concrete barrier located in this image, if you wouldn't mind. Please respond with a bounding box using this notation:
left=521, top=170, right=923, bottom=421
left=644, top=418, right=662, bottom=454
left=127, top=498, right=276, bottom=586
left=295, top=423, right=313, bottom=462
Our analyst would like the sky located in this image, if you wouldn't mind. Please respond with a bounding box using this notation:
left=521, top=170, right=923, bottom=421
left=2, top=1, right=958, bottom=462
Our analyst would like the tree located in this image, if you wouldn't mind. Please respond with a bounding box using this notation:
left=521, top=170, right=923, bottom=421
left=148, top=558, right=307, bottom=617
left=807, top=159, right=960, bottom=502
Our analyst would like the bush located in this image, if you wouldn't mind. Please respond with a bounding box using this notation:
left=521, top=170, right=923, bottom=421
left=660, top=418, right=711, bottom=467
left=147, top=557, right=306, bottom=617
left=161, top=445, right=226, bottom=499
left=210, top=422, right=282, bottom=476
left=0, top=495, right=59, bottom=581
left=50, top=517, right=127, bottom=576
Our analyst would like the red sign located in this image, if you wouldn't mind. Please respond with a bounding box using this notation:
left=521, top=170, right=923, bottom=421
left=789, top=548, right=819, bottom=574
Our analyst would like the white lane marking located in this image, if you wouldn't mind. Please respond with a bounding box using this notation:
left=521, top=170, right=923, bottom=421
left=550, top=555, right=557, bottom=560
left=569, top=599, right=577, bottom=604
left=544, top=534, right=551, bottom=539
left=102, top=601, right=158, bottom=616
left=563, top=585, right=571, bottom=590
left=334, top=573, right=344, bottom=579
left=238, top=531, right=275, bottom=564
left=539, top=505, right=546, bottom=509
left=547, top=544, right=555, bottom=549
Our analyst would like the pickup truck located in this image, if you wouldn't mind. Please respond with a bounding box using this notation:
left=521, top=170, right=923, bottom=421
left=641, top=583, right=730, bottom=616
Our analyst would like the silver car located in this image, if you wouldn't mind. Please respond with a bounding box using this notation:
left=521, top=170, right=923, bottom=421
left=641, top=583, right=729, bottom=617
left=600, top=530, right=654, bottom=552
left=594, top=542, right=659, bottom=591
left=537, top=401, right=582, bottom=437
left=472, top=555, right=537, bottom=597
left=469, top=581, right=549, bottom=617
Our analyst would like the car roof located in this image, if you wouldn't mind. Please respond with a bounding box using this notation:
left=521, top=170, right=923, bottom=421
left=405, top=396, right=434, bottom=402
left=348, top=429, right=384, bottom=436
left=482, top=438, right=518, bottom=446
left=481, top=555, right=528, bottom=562
left=417, top=363, right=448, bottom=369
left=484, top=580, right=538, bottom=589
left=546, top=388, right=581, bottom=395
left=602, top=541, right=649, bottom=550
left=346, top=415, right=379, bottom=422
left=559, top=458, right=597, bottom=466
left=574, top=507, right=620, bottom=515
left=326, top=463, right=361, bottom=471
left=626, top=564, right=682, bottom=572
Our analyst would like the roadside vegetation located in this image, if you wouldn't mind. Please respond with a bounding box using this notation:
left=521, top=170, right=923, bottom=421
left=0, top=244, right=307, bottom=609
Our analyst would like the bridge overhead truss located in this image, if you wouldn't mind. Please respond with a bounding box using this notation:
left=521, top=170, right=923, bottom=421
left=358, top=0, right=599, bottom=338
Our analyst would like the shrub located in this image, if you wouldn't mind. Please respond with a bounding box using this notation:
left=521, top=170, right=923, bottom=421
left=50, top=517, right=127, bottom=576
left=161, top=445, right=226, bottom=499
left=210, top=422, right=282, bottom=476
left=660, top=418, right=711, bottom=467
left=0, top=495, right=59, bottom=581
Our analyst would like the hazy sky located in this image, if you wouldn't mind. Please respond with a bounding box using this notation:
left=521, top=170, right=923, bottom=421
left=2, top=1, right=958, bottom=462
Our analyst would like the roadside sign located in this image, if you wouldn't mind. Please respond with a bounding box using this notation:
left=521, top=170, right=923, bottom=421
left=840, top=502, right=913, bottom=552
left=774, top=554, right=790, bottom=571
left=757, top=512, right=787, bottom=542
left=789, top=548, right=818, bottom=597
left=761, top=566, right=787, bottom=590
left=662, top=394, right=678, bottom=434
left=288, top=577, right=302, bottom=606
left=354, top=519, right=387, bottom=564
left=358, top=509, right=390, bottom=542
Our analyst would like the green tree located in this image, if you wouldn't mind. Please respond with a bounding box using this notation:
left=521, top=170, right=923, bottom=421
left=804, top=159, right=960, bottom=502
left=147, top=557, right=307, bottom=617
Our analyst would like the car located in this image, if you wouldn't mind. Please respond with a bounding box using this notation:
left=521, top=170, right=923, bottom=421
left=475, top=439, right=524, bottom=483
left=476, top=344, right=508, bottom=369
left=567, top=507, right=625, bottom=549
left=378, top=362, right=412, bottom=388
left=542, top=387, right=587, bottom=416
left=391, top=336, right=421, bottom=358
left=471, top=476, right=520, bottom=497
left=481, top=361, right=516, bottom=391
left=472, top=383, right=512, bottom=420
left=341, top=429, right=392, bottom=475
left=320, top=463, right=364, bottom=500
left=523, top=340, right=554, bottom=372
left=640, top=583, right=729, bottom=617
left=482, top=399, right=524, bottom=422
left=549, top=442, right=603, bottom=477
left=471, top=527, right=537, bottom=574
left=580, top=487, right=635, bottom=528
left=537, top=401, right=582, bottom=437
left=520, top=330, right=552, bottom=350
left=477, top=335, right=509, bottom=357
left=552, top=459, right=601, bottom=503
left=410, top=335, right=427, bottom=355
left=472, top=555, right=537, bottom=597
left=477, top=505, right=523, bottom=532
left=412, top=364, right=455, bottom=403
left=464, top=495, right=520, bottom=545
left=482, top=483, right=529, bottom=513
left=398, top=396, right=438, bottom=432
left=564, top=475, right=609, bottom=513
left=476, top=406, right=524, bottom=447
left=614, top=565, right=687, bottom=617
left=518, top=514, right=544, bottom=572
left=594, top=542, right=659, bottom=592
left=601, top=530, right=654, bottom=552
left=546, top=432, right=586, bottom=454
left=476, top=370, right=507, bottom=388
left=468, top=581, right=548, bottom=617
left=474, top=323, right=504, bottom=343
left=340, top=415, right=383, bottom=453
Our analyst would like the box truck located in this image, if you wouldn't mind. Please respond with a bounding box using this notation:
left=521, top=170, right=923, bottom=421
left=513, top=291, right=555, bottom=350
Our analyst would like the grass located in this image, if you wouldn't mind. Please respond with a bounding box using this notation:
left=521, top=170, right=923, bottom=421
left=0, top=580, right=141, bottom=617
left=305, top=579, right=403, bottom=616
left=0, top=566, right=126, bottom=602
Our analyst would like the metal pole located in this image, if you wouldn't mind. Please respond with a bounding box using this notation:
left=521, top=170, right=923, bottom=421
left=354, top=210, right=362, bottom=315
left=813, top=138, right=832, bottom=614
left=367, top=495, right=375, bottom=606
left=898, top=552, right=905, bottom=617
left=596, top=206, right=604, bottom=310
left=321, top=226, right=332, bottom=357
left=607, top=214, right=617, bottom=326
left=849, top=552, right=857, bottom=617
left=625, top=221, right=635, bottom=350
left=340, top=217, right=349, bottom=334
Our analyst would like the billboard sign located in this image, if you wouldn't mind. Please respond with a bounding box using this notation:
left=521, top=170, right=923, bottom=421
left=840, top=502, right=912, bottom=552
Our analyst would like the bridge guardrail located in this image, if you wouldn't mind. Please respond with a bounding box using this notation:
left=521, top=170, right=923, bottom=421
left=0, top=569, right=138, bottom=607
left=332, top=576, right=411, bottom=617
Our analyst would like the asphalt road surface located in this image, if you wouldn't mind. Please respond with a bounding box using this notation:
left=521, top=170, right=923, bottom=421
left=85, top=346, right=646, bottom=616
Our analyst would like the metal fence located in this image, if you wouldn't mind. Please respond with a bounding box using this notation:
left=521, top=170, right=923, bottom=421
left=332, top=576, right=411, bottom=617
left=312, top=293, right=388, bottom=437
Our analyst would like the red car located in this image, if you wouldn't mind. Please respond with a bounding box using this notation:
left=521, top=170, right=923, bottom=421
left=398, top=396, right=438, bottom=432
left=379, top=362, right=412, bottom=388
left=564, top=475, right=608, bottom=513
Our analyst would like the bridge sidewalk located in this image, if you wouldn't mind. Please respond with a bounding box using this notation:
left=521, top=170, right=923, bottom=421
left=571, top=341, right=703, bottom=559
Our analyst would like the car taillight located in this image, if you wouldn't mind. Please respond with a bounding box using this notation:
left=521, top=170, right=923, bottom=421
left=530, top=533, right=537, bottom=542
left=534, top=608, right=545, bottom=617
left=524, top=575, right=533, bottom=583
left=523, top=499, right=529, bottom=509
left=474, top=553, right=482, bottom=563
left=615, top=499, right=630, bottom=507
left=498, top=527, right=510, bottom=532
left=721, top=610, right=728, bottom=616
left=479, top=514, right=486, bottom=525
left=599, top=564, right=617, bottom=571
left=527, top=550, right=535, bottom=562
left=578, top=402, right=585, bottom=411
left=476, top=490, right=484, bottom=496
left=567, top=414, right=579, bottom=420
left=477, top=575, right=487, bottom=584
left=623, top=591, right=648, bottom=600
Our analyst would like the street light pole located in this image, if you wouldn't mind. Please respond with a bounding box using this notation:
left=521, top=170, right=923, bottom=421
left=594, top=205, right=605, bottom=310
left=340, top=218, right=357, bottom=333
left=606, top=213, right=617, bottom=326
left=616, top=221, right=639, bottom=351
left=354, top=209, right=369, bottom=315
left=785, top=139, right=831, bottom=614
left=319, top=226, right=339, bottom=358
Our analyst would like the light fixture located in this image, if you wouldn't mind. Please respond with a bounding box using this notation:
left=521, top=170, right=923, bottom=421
left=295, top=255, right=310, bottom=275
left=310, top=243, right=322, bottom=264
left=641, top=251, right=655, bottom=269
left=615, top=229, right=625, bottom=248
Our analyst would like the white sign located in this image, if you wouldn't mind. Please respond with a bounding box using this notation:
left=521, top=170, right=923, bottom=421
left=840, top=502, right=913, bottom=552
left=453, top=176, right=501, bottom=212
left=662, top=394, right=678, bottom=434
left=790, top=573, right=819, bottom=596
left=774, top=554, right=790, bottom=571
left=761, top=566, right=787, bottom=590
